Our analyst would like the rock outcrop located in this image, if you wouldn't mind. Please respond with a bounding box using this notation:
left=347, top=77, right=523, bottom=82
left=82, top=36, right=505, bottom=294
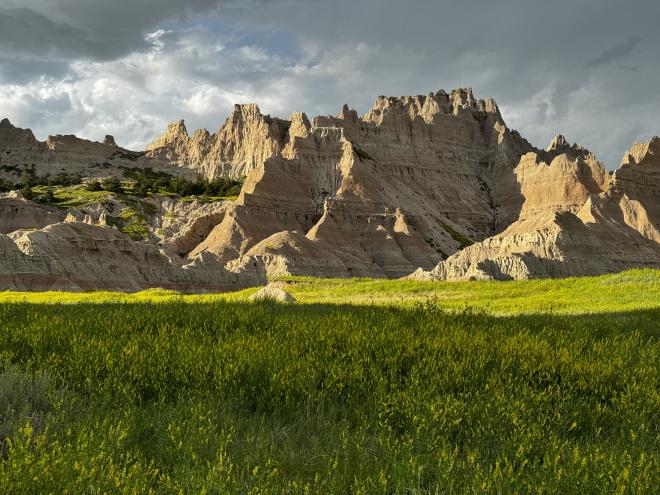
left=0, top=88, right=658, bottom=290
left=0, top=118, right=189, bottom=182
left=249, top=285, right=296, bottom=303
left=0, top=221, right=255, bottom=291
left=0, top=192, right=67, bottom=234
left=413, top=137, right=660, bottom=280
left=146, top=105, right=290, bottom=179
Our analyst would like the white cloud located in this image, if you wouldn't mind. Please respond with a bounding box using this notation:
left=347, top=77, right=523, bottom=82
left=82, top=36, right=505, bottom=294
left=1, top=0, right=659, bottom=169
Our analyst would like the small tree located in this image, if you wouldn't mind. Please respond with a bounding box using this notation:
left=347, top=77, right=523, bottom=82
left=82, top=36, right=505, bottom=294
left=19, top=170, right=35, bottom=187
left=85, top=181, right=103, bottom=192
left=132, top=181, right=150, bottom=197
left=41, top=188, right=56, bottom=203
left=101, top=176, right=123, bottom=193
left=20, top=185, right=33, bottom=200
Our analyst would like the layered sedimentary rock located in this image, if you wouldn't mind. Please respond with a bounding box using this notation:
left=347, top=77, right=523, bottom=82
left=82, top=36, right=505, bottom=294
left=0, top=192, right=67, bottom=234
left=0, top=118, right=187, bottom=181
left=0, top=222, right=253, bottom=291
left=414, top=137, right=660, bottom=280
left=0, top=88, right=658, bottom=290
left=146, top=105, right=290, bottom=179
left=184, top=89, right=539, bottom=280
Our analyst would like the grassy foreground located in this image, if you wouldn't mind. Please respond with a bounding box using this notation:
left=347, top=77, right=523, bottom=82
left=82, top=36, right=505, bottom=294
left=1, top=269, right=659, bottom=315
left=0, top=271, right=658, bottom=493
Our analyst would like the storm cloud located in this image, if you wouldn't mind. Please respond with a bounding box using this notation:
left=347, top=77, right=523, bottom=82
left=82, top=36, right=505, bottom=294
left=0, top=0, right=658, bottom=168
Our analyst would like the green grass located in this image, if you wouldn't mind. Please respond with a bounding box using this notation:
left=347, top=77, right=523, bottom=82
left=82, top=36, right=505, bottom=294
left=439, top=221, right=474, bottom=248
left=32, top=184, right=112, bottom=208
left=107, top=206, right=151, bottom=240
left=0, top=271, right=658, bottom=493
left=1, top=269, right=658, bottom=315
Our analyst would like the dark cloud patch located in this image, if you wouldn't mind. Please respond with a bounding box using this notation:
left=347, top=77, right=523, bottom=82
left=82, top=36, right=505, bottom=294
left=588, top=36, right=642, bottom=67
left=0, top=0, right=658, bottom=169
left=0, top=0, right=270, bottom=80
left=0, top=57, right=69, bottom=84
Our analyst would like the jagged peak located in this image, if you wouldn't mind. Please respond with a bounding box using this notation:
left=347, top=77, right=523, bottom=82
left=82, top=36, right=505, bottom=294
left=230, top=103, right=262, bottom=118
left=337, top=104, right=358, bottom=123
left=288, top=112, right=311, bottom=139
left=546, top=134, right=570, bottom=152
left=0, top=117, right=12, bottom=128
left=167, top=119, right=188, bottom=136
left=191, top=128, right=211, bottom=142
left=364, top=87, right=501, bottom=125
left=620, top=136, right=660, bottom=167
left=103, top=135, right=117, bottom=146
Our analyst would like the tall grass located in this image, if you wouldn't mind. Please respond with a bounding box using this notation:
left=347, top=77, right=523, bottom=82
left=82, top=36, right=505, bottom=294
left=0, top=269, right=658, bottom=316
left=0, top=292, right=658, bottom=493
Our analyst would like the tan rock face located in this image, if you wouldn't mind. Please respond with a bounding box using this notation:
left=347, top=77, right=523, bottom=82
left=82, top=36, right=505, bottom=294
left=146, top=105, right=289, bottom=179
left=0, top=118, right=189, bottom=182
left=0, top=87, right=658, bottom=290
left=183, top=88, right=536, bottom=280
left=0, top=222, right=255, bottom=291
left=0, top=193, right=66, bottom=234
left=414, top=137, right=660, bottom=281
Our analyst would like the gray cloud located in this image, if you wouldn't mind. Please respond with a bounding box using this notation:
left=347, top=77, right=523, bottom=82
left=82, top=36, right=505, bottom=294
left=0, top=0, right=266, bottom=81
left=588, top=36, right=642, bottom=67
left=0, top=0, right=658, bottom=169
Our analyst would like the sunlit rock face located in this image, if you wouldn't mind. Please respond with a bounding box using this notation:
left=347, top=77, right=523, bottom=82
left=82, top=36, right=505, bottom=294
left=0, top=88, right=658, bottom=290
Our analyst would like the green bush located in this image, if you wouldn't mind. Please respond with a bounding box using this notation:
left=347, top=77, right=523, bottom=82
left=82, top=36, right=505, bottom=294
left=85, top=180, right=102, bottom=192
left=19, top=185, right=33, bottom=200
left=101, top=176, right=123, bottom=193
left=0, top=361, right=51, bottom=443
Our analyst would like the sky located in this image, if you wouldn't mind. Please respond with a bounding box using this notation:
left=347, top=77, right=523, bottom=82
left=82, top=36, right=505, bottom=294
left=0, top=0, right=658, bottom=169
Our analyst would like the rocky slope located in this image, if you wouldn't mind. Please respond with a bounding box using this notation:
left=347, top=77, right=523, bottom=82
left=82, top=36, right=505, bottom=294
left=413, top=137, right=660, bottom=280
left=0, top=118, right=191, bottom=183
left=0, top=88, right=658, bottom=291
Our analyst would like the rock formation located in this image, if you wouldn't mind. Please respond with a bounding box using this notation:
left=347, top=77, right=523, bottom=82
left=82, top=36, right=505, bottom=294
left=145, top=105, right=290, bottom=179
left=0, top=118, right=189, bottom=182
left=0, top=88, right=658, bottom=291
left=413, top=137, right=660, bottom=280
left=249, top=285, right=296, bottom=303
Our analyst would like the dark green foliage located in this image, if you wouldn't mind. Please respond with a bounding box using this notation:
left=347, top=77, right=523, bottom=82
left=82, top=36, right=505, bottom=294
left=18, top=170, right=35, bottom=188
left=122, top=167, right=244, bottom=198
left=47, top=173, right=81, bottom=187
left=4, top=166, right=243, bottom=202
left=101, top=176, right=123, bottom=193
left=19, top=185, right=33, bottom=200
left=38, top=188, right=56, bottom=203
left=440, top=221, right=474, bottom=248
left=0, top=164, right=19, bottom=174
left=352, top=145, right=374, bottom=161
left=0, top=301, right=657, bottom=493
left=85, top=180, right=103, bottom=192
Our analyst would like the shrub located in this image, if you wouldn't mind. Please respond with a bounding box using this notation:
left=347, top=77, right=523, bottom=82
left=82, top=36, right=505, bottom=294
left=85, top=180, right=103, bottom=192
left=0, top=361, right=51, bottom=444
left=20, top=185, right=33, bottom=200
left=101, top=176, right=123, bottom=193
left=39, top=188, right=56, bottom=203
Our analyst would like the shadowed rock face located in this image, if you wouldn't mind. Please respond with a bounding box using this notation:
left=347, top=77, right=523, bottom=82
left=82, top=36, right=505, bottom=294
left=0, top=88, right=658, bottom=291
left=413, top=137, right=660, bottom=281
left=0, top=118, right=191, bottom=181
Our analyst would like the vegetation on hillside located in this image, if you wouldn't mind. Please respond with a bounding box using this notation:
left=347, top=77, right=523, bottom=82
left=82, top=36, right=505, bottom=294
left=0, top=271, right=658, bottom=493
left=0, top=167, right=244, bottom=204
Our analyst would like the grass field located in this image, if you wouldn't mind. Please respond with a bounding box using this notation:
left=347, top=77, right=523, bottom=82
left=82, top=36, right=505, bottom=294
left=1, top=270, right=658, bottom=493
